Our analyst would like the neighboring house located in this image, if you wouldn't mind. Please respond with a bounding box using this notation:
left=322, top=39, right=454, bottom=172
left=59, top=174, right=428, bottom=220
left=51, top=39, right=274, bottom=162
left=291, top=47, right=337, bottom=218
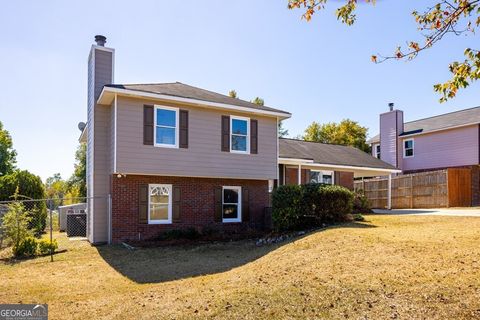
left=368, top=104, right=480, bottom=173
left=278, top=138, right=398, bottom=189
left=368, top=104, right=480, bottom=206
left=80, top=36, right=397, bottom=244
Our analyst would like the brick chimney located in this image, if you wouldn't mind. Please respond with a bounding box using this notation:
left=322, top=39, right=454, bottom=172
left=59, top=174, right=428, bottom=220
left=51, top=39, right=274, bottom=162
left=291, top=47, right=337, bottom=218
left=379, top=103, right=403, bottom=168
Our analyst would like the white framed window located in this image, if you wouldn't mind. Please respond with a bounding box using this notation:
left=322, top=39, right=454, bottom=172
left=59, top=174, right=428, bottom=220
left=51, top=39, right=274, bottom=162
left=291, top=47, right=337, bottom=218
left=374, top=144, right=381, bottom=159
left=309, top=170, right=334, bottom=185
left=154, top=105, right=179, bottom=148
left=148, top=184, right=172, bottom=224
left=222, top=186, right=242, bottom=223
left=230, top=116, right=250, bottom=153
left=403, top=139, right=414, bottom=158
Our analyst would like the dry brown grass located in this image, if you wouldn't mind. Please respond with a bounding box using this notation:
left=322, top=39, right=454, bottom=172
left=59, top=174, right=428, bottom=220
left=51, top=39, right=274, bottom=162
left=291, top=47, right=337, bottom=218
left=1, top=214, right=480, bottom=319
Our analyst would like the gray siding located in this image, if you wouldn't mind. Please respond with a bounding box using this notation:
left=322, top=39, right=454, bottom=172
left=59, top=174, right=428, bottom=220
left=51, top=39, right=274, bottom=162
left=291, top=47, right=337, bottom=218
left=116, top=97, right=278, bottom=180
left=87, top=46, right=113, bottom=244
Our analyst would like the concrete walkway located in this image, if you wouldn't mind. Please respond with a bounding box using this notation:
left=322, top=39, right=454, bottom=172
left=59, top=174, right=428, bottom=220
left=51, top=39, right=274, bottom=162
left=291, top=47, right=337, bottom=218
left=373, top=208, right=480, bottom=217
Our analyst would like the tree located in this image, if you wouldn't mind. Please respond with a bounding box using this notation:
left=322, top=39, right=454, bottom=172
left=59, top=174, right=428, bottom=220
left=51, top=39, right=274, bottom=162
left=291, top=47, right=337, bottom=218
left=67, top=143, right=86, bottom=198
left=303, top=119, right=370, bottom=152
left=0, top=121, right=17, bottom=176
left=45, top=173, right=67, bottom=206
left=228, top=90, right=238, bottom=98
left=251, top=97, right=265, bottom=106
left=287, top=0, right=480, bottom=102
left=278, top=121, right=289, bottom=138
left=0, top=170, right=47, bottom=234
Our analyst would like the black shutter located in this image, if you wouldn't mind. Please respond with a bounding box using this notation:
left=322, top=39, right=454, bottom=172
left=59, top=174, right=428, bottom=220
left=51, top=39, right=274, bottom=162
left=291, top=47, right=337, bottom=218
left=250, top=119, right=258, bottom=154
left=143, top=105, right=154, bottom=145
left=139, top=184, right=149, bottom=224
left=214, top=186, right=223, bottom=222
left=221, top=116, right=230, bottom=152
left=242, top=187, right=250, bottom=222
left=172, top=186, right=181, bottom=222
left=179, top=110, right=188, bottom=148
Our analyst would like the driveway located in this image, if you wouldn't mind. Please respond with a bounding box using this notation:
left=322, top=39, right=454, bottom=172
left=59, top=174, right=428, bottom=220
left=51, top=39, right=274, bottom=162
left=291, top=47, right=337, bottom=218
left=373, top=208, right=480, bottom=217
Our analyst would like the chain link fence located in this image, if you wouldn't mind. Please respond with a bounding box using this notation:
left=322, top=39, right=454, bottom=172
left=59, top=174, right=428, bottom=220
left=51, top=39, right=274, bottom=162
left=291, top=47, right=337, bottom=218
left=0, top=196, right=108, bottom=261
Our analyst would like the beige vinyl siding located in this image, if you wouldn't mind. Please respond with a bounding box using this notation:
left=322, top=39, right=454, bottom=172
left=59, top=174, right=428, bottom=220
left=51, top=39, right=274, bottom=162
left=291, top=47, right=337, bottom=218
left=89, top=47, right=113, bottom=243
left=116, top=96, right=278, bottom=180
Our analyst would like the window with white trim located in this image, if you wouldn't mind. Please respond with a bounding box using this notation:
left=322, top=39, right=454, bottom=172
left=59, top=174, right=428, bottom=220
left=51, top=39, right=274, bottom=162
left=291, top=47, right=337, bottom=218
left=309, top=170, right=334, bottom=185
left=222, top=186, right=242, bottom=223
left=148, top=184, right=172, bottom=224
left=374, top=144, right=381, bottom=159
left=230, top=116, right=250, bottom=153
left=403, top=139, right=414, bottom=158
left=155, top=105, right=179, bottom=148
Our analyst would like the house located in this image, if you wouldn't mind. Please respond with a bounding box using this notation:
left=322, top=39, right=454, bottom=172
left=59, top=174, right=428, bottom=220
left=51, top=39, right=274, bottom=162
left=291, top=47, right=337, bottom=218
left=368, top=104, right=480, bottom=205
left=81, top=35, right=398, bottom=244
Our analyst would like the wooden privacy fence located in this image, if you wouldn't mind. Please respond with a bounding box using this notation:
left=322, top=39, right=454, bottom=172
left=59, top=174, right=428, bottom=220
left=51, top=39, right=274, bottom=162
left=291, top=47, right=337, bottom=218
left=354, top=169, right=472, bottom=209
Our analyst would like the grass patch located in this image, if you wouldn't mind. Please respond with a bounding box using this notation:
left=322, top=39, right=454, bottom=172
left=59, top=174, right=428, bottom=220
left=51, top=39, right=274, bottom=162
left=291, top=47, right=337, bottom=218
left=1, top=215, right=480, bottom=319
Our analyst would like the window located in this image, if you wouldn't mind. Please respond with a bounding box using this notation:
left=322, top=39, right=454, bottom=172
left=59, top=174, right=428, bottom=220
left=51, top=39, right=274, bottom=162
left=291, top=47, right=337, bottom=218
left=403, top=139, right=414, bottom=158
left=309, top=170, right=334, bottom=184
left=374, top=144, right=381, bottom=159
left=222, top=186, right=242, bottom=223
left=148, top=184, right=172, bottom=224
left=230, top=116, right=250, bottom=153
left=155, top=106, right=179, bottom=148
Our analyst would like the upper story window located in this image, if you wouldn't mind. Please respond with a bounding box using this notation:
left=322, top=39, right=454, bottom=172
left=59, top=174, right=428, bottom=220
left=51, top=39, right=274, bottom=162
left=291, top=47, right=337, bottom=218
left=148, top=184, right=172, bottom=224
left=374, top=144, right=381, bottom=159
left=309, top=170, right=334, bottom=185
left=155, top=106, right=179, bottom=148
left=403, top=139, right=414, bottom=158
left=230, top=116, right=250, bottom=153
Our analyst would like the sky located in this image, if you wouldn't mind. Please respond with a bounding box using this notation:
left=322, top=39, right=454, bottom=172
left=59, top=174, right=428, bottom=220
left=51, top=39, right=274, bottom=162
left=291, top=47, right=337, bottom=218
left=0, top=0, right=478, bottom=181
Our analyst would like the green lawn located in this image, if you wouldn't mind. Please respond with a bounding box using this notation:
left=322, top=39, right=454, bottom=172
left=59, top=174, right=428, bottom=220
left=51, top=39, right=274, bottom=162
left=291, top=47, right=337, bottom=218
left=1, top=215, right=480, bottom=319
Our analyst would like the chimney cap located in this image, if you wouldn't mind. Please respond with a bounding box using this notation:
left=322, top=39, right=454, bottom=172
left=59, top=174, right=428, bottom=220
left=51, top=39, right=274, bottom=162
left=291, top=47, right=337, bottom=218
left=388, top=102, right=394, bottom=111
left=94, top=35, right=107, bottom=46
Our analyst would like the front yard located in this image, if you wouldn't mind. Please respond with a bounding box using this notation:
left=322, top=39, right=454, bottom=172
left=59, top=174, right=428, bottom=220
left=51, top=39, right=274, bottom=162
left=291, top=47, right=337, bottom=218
left=1, top=215, right=480, bottom=319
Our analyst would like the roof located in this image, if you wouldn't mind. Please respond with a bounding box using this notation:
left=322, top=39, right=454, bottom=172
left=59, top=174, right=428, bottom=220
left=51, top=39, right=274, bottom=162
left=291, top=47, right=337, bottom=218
left=279, top=138, right=397, bottom=170
left=368, top=106, right=480, bottom=143
left=103, top=82, right=291, bottom=117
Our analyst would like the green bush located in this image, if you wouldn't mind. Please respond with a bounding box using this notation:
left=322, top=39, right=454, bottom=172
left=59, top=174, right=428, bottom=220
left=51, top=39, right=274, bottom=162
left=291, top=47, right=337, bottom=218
left=272, top=184, right=354, bottom=231
left=271, top=184, right=304, bottom=231
left=13, top=236, right=38, bottom=257
left=0, top=170, right=47, bottom=235
left=352, top=190, right=372, bottom=214
left=353, top=213, right=365, bottom=222
left=2, top=201, right=32, bottom=248
left=38, top=239, right=58, bottom=255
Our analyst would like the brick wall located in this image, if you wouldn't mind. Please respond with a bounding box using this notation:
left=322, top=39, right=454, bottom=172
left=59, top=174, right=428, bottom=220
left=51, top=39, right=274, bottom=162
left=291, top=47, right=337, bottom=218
left=111, top=175, right=269, bottom=243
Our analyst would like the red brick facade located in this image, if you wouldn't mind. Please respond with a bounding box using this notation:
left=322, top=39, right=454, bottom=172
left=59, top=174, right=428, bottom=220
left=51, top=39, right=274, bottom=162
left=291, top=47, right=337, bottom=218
left=111, top=174, right=269, bottom=243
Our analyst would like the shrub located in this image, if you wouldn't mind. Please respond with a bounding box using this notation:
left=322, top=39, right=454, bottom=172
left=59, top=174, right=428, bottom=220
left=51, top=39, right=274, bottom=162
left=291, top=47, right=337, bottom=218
left=2, top=201, right=32, bottom=248
left=0, top=170, right=47, bottom=234
left=13, top=236, right=38, bottom=257
left=353, top=213, right=365, bottom=222
left=271, top=184, right=304, bottom=231
left=272, top=183, right=354, bottom=231
left=38, top=239, right=58, bottom=255
left=352, top=190, right=372, bottom=214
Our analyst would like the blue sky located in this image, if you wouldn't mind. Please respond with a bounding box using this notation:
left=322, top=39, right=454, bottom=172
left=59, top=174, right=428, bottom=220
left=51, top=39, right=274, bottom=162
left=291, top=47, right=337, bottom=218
left=0, top=0, right=478, bottom=181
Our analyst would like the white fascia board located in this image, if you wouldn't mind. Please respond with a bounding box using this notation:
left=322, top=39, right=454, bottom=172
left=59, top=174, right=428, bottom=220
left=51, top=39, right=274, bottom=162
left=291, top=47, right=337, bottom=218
left=278, top=157, right=401, bottom=174
left=97, top=87, right=292, bottom=119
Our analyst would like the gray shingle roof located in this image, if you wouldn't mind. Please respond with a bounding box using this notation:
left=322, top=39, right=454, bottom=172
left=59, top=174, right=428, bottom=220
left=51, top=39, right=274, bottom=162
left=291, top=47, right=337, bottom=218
left=368, top=106, right=480, bottom=143
left=105, top=82, right=291, bottom=115
left=279, top=138, right=397, bottom=170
